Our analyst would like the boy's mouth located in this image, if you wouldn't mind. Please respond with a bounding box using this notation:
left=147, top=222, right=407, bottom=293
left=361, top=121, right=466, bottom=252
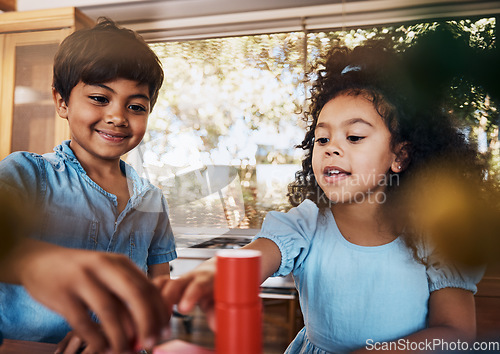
left=96, top=129, right=129, bottom=142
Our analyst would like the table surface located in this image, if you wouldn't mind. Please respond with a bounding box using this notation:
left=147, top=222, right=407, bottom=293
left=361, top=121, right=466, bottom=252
left=0, top=339, right=215, bottom=354
left=0, top=339, right=57, bottom=354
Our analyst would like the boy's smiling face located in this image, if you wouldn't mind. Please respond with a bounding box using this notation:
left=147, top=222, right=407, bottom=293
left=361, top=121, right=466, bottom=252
left=312, top=93, right=398, bottom=205
left=53, top=78, right=150, bottom=166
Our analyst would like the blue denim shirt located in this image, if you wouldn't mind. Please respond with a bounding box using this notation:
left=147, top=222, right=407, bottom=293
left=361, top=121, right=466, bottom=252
left=0, top=140, right=177, bottom=343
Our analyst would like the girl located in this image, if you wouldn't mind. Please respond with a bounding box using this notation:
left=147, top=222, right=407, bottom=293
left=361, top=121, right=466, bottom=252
left=158, top=42, right=485, bottom=353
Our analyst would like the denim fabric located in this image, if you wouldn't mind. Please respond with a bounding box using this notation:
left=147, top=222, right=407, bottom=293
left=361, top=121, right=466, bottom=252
left=0, top=140, right=177, bottom=342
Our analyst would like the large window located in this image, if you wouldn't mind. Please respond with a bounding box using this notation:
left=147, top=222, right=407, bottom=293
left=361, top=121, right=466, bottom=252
left=126, top=17, right=497, bottom=238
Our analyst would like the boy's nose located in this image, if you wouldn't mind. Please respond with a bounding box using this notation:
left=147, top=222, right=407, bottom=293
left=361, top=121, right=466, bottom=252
left=105, top=107, right=128, bottom=127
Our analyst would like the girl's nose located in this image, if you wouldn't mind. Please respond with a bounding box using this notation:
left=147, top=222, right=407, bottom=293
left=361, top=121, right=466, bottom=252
left=325, top=140, right=342, bottom=157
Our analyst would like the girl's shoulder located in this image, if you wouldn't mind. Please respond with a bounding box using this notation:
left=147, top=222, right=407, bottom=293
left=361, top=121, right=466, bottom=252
left=421, top=242, right=485, bottom=294
left=267, top=199, right=320, bottom=225
left=255, top=199, right=326, bottom=277
left=290, top=198, right=320, bottom=216
left=259, top=199, right=325, bottom=241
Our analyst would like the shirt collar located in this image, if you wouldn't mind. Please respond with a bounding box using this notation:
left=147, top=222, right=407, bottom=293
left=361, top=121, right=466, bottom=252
left=55, top=140, right=79, bottom=164
left=54, top=140, right=153, bottom=197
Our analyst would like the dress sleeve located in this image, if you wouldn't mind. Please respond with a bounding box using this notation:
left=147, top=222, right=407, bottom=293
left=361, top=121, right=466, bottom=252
left=426, top=250, right=485, bottom=294
left=253, top=199, right=319, bottom=277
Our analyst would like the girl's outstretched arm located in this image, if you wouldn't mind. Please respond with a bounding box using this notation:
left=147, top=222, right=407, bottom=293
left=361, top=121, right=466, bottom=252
left=352, top=287, right=476, bottom=353
left=244, top=237, right=283, bottom=282
left=155, top=237, right=282, bottom=330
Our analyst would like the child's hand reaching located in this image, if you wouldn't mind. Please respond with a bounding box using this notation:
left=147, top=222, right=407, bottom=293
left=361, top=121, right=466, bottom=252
left=154, top=258, right=218, bottom=331
left=154, top=239, right=280, bottom=333
left=2, top=239, right=169, bottom=354
left=56, top=331, right=87, bottom=354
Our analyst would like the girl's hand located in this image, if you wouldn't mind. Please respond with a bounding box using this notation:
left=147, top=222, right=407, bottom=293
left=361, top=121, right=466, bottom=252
left=154, top=259, right=217, bottom=331
left=154, top=238, right=282, bottom=332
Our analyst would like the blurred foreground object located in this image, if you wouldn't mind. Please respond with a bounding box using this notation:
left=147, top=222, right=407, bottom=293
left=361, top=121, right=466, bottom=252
left=407, top=159, right=500, bottom=266
left=405, top=25, right=500, bottom=108
left=153, top=339, right=213, bottom=353
left=402, top=26, right=500, bottom=267
left=0, top=190, right=29, bottom=263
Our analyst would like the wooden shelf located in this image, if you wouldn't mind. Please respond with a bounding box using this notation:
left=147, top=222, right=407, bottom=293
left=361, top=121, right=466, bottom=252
left=0, top=7, right=93, bottom=33
left=0, top=8, right=93, bottom=159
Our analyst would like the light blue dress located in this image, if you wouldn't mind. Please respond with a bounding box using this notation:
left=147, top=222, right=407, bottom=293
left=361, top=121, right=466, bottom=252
left=254, top=199, right=483, bottom=354
left=0, top=141, right=177, bottom=343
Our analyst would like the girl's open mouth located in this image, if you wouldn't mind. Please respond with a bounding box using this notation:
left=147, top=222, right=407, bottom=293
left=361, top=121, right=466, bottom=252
left=323, top=166, right=351, bottom=182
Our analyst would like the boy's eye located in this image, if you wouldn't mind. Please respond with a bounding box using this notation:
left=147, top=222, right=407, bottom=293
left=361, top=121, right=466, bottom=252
left=315, top=137, right=330, bottom=145
left=89, top=96, right=108, bottom=104
left=128, top=104, right=147, bottom=113
left=347, top=136, right=365, bottom=142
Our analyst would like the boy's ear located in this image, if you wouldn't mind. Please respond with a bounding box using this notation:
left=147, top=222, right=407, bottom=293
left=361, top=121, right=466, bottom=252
left=391, top=142, right=411, bottom=173
left=52, top=88, right=69, bottom=119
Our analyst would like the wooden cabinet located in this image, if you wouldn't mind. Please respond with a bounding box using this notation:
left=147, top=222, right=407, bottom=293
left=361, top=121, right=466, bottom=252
left=0, top=7, right=94, bottom=160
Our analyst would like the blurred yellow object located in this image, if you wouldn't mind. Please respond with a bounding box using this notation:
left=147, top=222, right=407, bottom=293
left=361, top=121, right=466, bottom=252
left=0, top=190, right=26, bottom=262
left=408, top=163, right=499, bottom=266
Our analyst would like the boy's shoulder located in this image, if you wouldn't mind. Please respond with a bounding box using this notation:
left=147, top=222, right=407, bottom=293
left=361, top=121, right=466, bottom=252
left=1, top=150, right=45, bottom=169
left=1, top=147, right=71, bottom=175
left=0, top=151, right=55, bottom=192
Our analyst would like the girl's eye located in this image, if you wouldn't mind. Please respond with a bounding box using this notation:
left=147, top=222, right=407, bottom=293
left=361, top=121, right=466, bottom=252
left=128, top=104, right=147, bottom=113
left=315, top=137, right=330, bottom=145
left=89, top=96, right=108, bottom=104
left=347, top=136, right=365, bottom=143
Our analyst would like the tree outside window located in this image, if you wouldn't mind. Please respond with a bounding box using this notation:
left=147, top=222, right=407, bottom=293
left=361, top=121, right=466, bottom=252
left=126, top=17, right=497, bottom=233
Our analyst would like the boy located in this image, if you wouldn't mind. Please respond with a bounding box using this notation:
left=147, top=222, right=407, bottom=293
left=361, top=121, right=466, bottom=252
left=0, top=18, right=176, bottom=350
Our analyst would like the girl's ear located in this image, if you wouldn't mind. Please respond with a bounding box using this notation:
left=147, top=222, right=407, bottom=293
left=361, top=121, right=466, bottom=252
left=391, top=142, right=411, bottom=173
left=52, top=88, right=69, bottom=119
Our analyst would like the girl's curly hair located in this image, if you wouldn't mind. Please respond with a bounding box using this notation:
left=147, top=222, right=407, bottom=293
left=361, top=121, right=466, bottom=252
left=287, top=40, right=489, bottom=261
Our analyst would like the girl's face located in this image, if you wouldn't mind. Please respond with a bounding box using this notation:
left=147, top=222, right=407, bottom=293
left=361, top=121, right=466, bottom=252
left=312, top=93, right=399, bottom=205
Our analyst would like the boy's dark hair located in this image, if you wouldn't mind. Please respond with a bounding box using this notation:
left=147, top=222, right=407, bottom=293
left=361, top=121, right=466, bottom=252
left=53, top=17, right=164, bottom=109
